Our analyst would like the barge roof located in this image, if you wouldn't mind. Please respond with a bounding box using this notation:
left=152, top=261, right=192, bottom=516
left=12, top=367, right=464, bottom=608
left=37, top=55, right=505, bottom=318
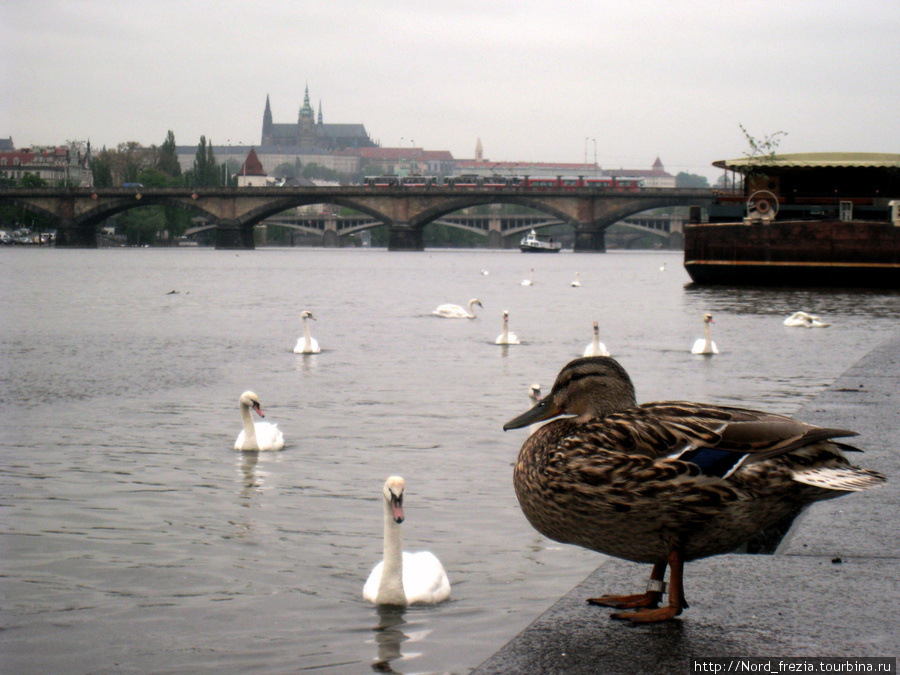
left=713, top=152, right=900, bottom=172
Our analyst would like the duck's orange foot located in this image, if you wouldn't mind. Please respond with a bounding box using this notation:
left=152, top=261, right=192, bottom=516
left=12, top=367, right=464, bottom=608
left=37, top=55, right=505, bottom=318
left=610, top=605, right=682, bottom=624
left=587, top=591, right=661, bottom=610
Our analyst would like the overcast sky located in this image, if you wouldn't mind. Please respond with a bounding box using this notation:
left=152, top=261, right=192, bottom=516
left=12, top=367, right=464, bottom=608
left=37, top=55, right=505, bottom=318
left=3, top=0, right=898, bottom=180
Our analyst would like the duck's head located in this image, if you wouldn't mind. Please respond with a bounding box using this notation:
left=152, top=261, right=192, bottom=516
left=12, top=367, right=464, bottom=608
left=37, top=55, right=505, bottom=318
left=383, top=476, right=405, bottom=523
left=301, top=310, right=316, bottom=321
left=504, top=356, right=637, bottom=430
left=239, top=390, right=264, bottom=417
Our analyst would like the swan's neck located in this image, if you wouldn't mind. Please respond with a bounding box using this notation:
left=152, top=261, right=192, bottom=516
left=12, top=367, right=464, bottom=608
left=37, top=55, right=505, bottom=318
left=501, top=320, right=509, bottom=341
left=302, top=319, right=313, bottom=347
left=378, top=501, right=406, bottom=604
left=240, top=403, right=257, bottom=448
left=466, top=300, right=477, bottom=318
left=704, top=321, right=712, bottom=347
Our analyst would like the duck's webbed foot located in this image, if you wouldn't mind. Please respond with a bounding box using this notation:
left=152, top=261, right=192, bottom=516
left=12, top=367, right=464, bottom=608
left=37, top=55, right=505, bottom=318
left=594, top=552, right=687, bottom=624
left=611, top=604, right=683, bottom=623
left=587, top=590, right=662, bottom=609
left=587, top=560, right=667, bottom=609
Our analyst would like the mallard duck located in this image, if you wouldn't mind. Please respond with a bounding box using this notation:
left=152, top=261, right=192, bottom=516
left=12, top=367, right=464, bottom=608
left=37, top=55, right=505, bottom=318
left=503, top=356, right=885, bottom=623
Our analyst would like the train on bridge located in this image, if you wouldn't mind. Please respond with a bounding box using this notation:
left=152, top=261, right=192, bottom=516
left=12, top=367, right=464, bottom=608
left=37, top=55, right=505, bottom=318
left=363, top=174, right=645, bottom=191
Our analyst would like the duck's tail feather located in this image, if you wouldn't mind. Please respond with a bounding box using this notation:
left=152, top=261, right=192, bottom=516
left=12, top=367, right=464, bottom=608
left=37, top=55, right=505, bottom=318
left=791, top=466, right=886, bottom=491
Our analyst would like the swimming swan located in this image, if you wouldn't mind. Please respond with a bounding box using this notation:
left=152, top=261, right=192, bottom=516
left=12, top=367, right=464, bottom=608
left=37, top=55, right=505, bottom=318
left=433, top=298, right=483, bottom=319
left=293, top=310, right=320, bottom=353
left=521, top=268, right=534, bottom=286
left=234, top=391, right=285, bottom=451
left=784, top=311, right=830, bottom=328
left=363, top=476, right=451, bottom=606
left=584, top=321, right=610, bottom=357
left=571, top=272, right=581, bottom=287
left=691, top=313, right=719, bottom=355
left=495, top=310, right=520, bottom=345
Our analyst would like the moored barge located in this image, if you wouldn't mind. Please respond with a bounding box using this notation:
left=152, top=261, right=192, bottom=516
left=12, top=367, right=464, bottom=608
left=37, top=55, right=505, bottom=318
left=684, top=153, right=900, bottom=287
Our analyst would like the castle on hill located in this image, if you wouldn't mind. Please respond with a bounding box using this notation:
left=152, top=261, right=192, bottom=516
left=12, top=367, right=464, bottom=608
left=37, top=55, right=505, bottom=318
left=260, top=85, right=377, bottom=152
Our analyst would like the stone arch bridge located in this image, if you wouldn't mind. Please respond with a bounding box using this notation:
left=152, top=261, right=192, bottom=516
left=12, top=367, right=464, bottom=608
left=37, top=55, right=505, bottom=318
left=0, top=186, right=713, bottom=251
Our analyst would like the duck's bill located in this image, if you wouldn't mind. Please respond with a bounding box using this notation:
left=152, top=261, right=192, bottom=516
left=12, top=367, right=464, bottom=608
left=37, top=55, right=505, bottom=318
left=503, top=399, right=559, bottom=431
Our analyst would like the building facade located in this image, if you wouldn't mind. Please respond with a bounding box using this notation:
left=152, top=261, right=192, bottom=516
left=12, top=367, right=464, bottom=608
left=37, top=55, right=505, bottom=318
left=0, top=140, right=93, bottom=187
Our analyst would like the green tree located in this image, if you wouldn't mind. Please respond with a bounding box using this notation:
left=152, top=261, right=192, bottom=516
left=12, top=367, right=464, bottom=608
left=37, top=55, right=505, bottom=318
left=158, top=130, right=182, bottom=179
left=190, top=136, right=220, bottom=186
left=675, top=172, right=709, bottom=188
left=20, top=173, right=48, bottom=188
left=91, top=150, right=114, bottom=187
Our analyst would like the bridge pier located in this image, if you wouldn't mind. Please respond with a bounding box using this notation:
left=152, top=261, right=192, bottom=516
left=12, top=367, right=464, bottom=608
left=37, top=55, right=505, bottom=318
left=215, top=221, right=255, bottom=250
left=573, top=229, right=606, bottom=252
left=55, top=222, right=98, bottom=247
left=388, top=225, right=424, bottom=251
left=322, top=229, right=338, bottom=247
left=487, top=229, right=503, bottom=249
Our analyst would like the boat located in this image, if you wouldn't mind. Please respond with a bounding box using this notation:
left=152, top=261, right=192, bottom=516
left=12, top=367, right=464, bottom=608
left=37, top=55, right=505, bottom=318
left=519, top=229, right=561, bottom=253
left=684, top=153, right=900, bottom=287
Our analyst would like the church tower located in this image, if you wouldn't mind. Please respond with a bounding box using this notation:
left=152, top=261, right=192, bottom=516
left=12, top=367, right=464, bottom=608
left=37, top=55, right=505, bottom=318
left=261, top=95, right=274, bottom=146
left=298, top=84, right=316, bottom=148
left=318, top=100, right=323, bottom=126
left=475, top=138, right=484, bottom=162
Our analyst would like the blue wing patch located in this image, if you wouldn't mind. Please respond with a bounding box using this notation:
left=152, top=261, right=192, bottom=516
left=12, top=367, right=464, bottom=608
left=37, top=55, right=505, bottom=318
left=677, top=447, right=748, bottom=479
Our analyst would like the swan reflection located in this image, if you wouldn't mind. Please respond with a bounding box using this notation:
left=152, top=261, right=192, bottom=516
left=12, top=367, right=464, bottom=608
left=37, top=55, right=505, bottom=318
left=371, top=605, right=407, bottom=673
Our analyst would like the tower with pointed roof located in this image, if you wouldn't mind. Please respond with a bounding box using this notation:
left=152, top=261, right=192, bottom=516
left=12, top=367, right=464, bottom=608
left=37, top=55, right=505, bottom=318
left=261, top=95, right=274, bottom=146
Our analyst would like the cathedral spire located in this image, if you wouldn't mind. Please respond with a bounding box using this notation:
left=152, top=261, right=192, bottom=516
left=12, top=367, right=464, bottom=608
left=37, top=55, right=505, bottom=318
left=318, top=100, right=323, bottom=126
left=299, top=84, right=314, bottom=118
left=262, top=95, right=273, bottom=146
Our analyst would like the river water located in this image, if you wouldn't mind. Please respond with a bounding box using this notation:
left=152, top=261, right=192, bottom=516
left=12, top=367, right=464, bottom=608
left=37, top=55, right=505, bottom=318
left=2, top=247, right=898, bottom=674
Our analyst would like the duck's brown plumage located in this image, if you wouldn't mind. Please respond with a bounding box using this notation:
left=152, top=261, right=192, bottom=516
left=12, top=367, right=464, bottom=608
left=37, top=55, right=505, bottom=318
left=505, top=356, right=885, bottom=622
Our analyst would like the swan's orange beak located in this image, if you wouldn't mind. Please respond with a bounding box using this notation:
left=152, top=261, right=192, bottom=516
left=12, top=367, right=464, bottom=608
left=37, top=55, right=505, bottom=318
left=252, top=402, right=265, bottom=418
left=390, top=494, right=404, bottom=523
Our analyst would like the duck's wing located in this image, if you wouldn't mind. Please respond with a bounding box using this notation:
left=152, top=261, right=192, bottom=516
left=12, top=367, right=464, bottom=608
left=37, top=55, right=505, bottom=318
left=584, top=402, right=858, bottom=479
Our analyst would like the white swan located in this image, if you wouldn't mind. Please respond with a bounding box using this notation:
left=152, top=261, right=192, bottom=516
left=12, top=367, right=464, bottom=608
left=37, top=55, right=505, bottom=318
left=583, top=321, right=610, bottom=357
left=433, top=298, right=482, bottom=319
left=691, top=313, right=719, bottom=355
left=784, top=311, right=830, bottom=328
left=234, top=391, right=285, bottom=451
left=481, top=268, right=490, bottom=276
left=363, top=476, right=451, bottom=606
left=660, top=262, right=667, bottom=272
left=293, top=310, right=320, bottom=354
left=521, top=268, right=534, bottom=286
left=495, top=310, right=520, bottom=345
left=571, top=272, right=581, bottom=287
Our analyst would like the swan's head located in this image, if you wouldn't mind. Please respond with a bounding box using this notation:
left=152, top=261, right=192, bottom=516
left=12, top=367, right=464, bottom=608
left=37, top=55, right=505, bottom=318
left=702, top=313, right=714, bottom=325
left=504, top=356, right=637, bottom=430
left=383, top=476, right=405, bottom=524
left=301, top=310, right=316, bottom=321
left=239, top=390, right=264, bottom=418
left=528, top=383, right=542, bottom=403
left=470, top=299, right=483, bottom=309
left=502, top=310, right=509, bottom=321
left=592, top=320, right=599, bottom=335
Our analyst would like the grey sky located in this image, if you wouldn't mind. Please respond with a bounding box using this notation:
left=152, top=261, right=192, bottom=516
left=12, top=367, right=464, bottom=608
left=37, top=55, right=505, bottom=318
left=3, top=0, right=898, bottom=180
